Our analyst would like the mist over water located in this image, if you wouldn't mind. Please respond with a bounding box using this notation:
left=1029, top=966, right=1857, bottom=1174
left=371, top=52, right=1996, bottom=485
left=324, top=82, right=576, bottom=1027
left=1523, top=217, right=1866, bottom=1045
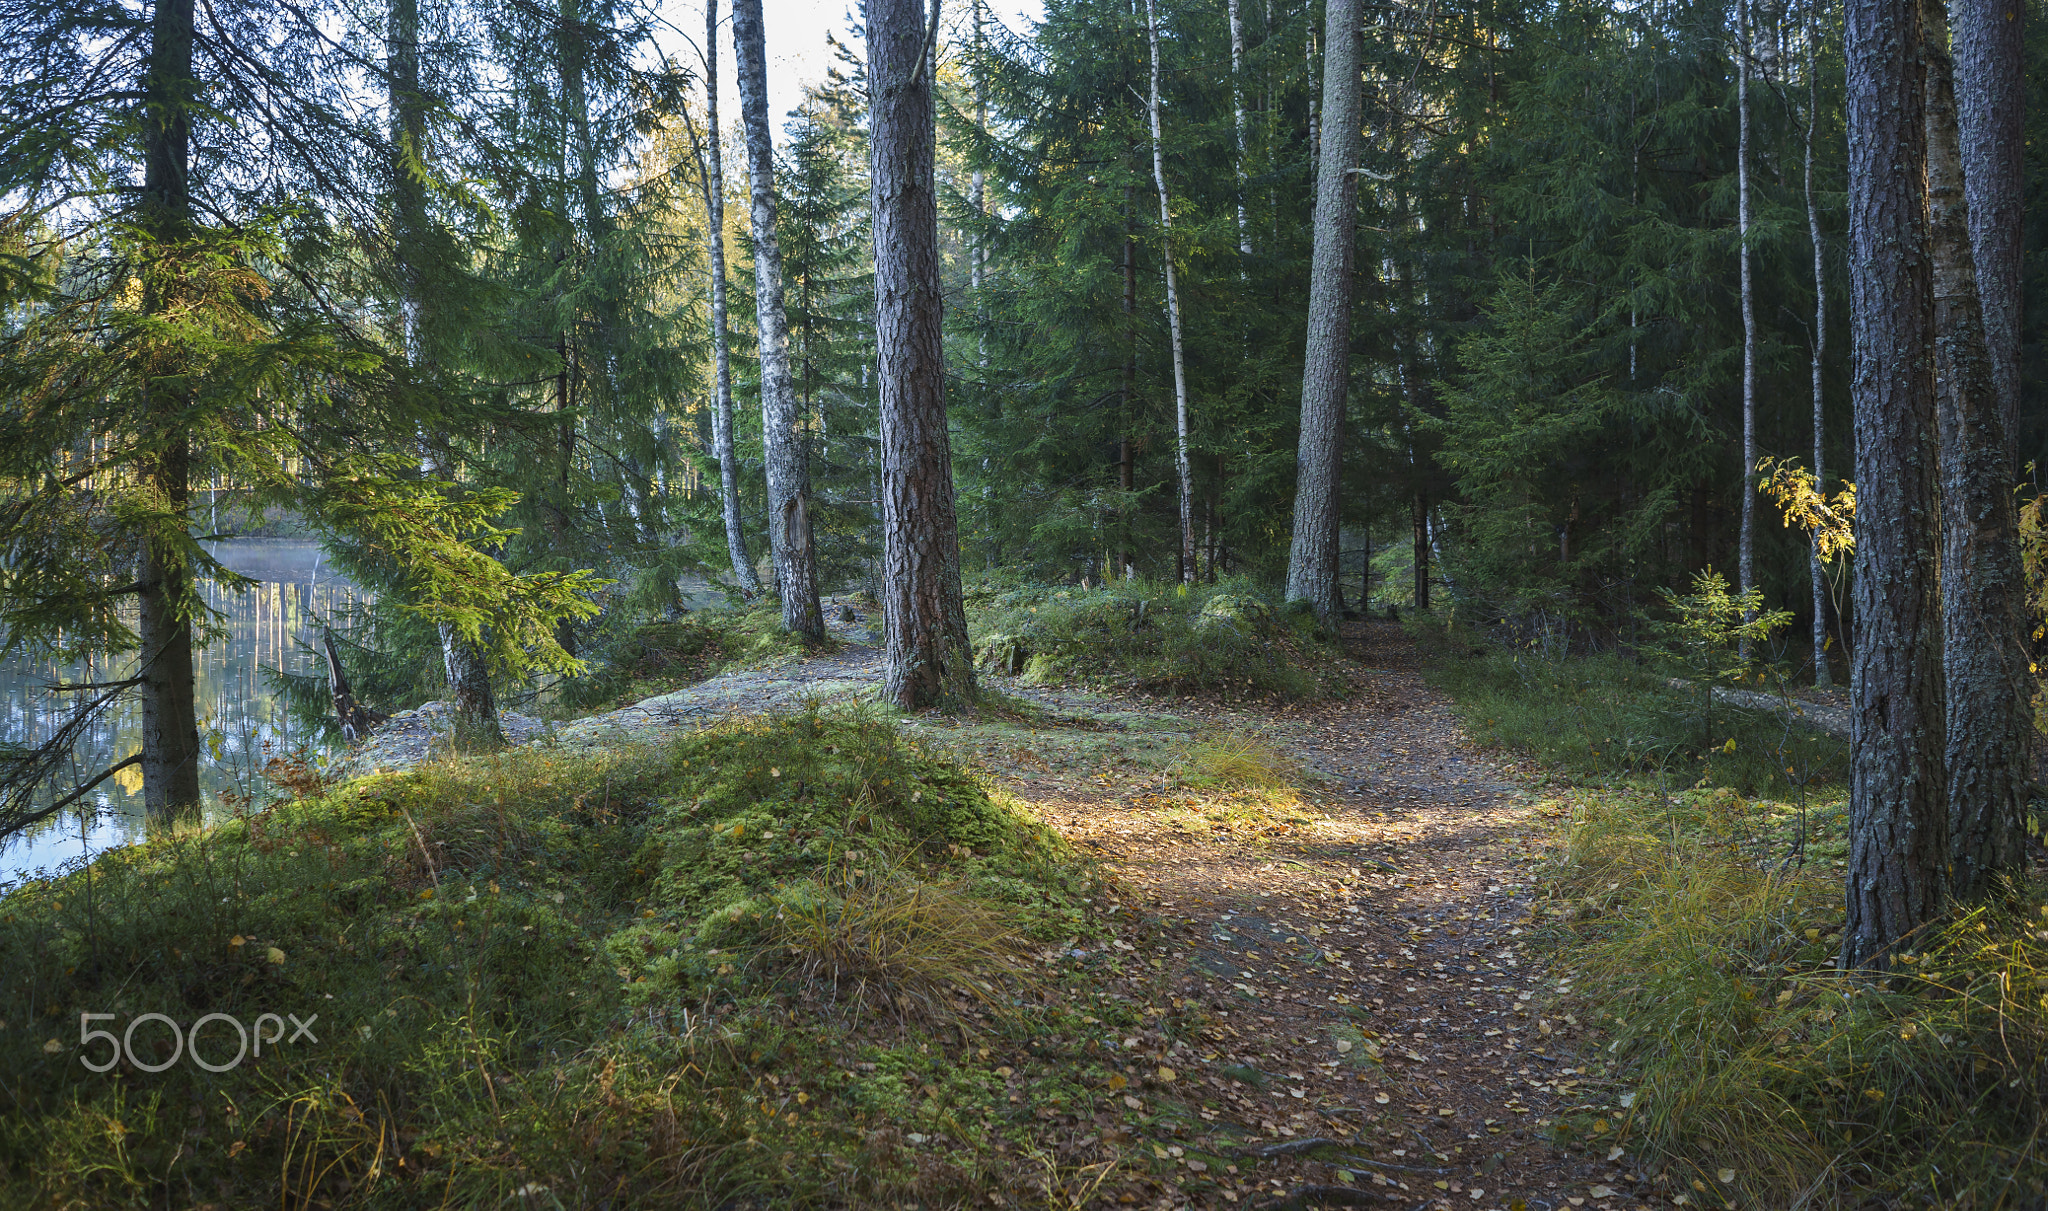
left=1, top=540, right=365, bottom=884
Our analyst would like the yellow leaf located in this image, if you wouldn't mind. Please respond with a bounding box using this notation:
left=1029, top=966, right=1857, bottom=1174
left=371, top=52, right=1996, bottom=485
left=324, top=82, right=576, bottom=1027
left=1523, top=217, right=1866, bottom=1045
left=1718, top=1169, right=1737, bottom=1184
left=267, top=947, right=286, bottom=965
left=42, top=1038, right=62, bottom=1054
left=229, top=935, right=247, bottom=948
left=1107, top=1074, right=1128, bottom=1090
left=1156, top=1066, right=1176, bottom=1082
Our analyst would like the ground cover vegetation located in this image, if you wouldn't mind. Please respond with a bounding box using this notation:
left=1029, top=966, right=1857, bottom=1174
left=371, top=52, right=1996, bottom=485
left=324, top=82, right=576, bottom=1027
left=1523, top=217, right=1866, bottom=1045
left=1413, top=616, right=2046, bottom=1208
left=4, top=0, right=2048, bottom=1203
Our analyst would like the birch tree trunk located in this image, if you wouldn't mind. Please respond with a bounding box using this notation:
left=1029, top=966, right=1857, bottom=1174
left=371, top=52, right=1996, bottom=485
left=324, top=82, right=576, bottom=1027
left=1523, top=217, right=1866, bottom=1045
left=136, top=0, right=204, bottom=816
left=1950, top=0, right=2024, bottom=442
left=1229, top=0, right=1251, bottom=260
left=1805, top=2, right=1831, bottom=687
left=1284, top=0, right=1360, bottom=623
left=971, top=0, right=990, bottom=372
left=1736, top=0, right=1759, bottom=656
left=1144, top=0, right=1196, bottom=584
left=733, top=0, right=825, bottom=639
left=1924, top=0, right=2031, bottom=899
left=1843, top=0, right=1947, bottom=971
left=393, top=0, right=503, bottom=749
left=693, top=0, right=762, bottom=597
left=1305, top=13, right=1320, bottom=178
left=872, top=0, right=976, bottom=710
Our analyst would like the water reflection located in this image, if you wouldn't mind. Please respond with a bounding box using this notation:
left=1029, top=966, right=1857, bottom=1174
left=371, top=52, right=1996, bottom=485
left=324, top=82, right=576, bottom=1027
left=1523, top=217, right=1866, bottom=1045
left=1, top=540, right=364, bottom=883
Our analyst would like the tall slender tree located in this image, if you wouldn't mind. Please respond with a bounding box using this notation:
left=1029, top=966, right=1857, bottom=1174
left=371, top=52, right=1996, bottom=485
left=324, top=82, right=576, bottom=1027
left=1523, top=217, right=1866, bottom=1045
left=134, top=0, right=206, bottom=812
left=1285, top=0, right=1361, bottom=622
left=733, top=0, right=825, bottom=638
left=872, top=0, right=976, bottom=709
left=684, top=0, right=763, bottom=597
left=1805, top=0, right=1832, bottom=687
left=1842, top=0, right=1947, bottom=970
left=1143, top=0, right=1196, bottom=583
left=1924, top=0, right=2031, bottom=899
left=1735, top=0, right=1759, bottom=654
left=391, top=0, right=504, bottom=750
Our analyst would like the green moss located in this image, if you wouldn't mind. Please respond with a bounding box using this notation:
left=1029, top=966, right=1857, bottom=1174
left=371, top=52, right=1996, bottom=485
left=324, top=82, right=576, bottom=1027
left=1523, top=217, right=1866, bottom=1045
left=966, top=576, right=1345, bottom=701
left=0, top=705, right=1102, bottom=1208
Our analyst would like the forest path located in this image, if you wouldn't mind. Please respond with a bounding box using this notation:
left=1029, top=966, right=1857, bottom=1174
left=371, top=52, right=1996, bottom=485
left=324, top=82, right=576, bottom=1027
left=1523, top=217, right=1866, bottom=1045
left=1023, top=621, right=1656, bottom=1211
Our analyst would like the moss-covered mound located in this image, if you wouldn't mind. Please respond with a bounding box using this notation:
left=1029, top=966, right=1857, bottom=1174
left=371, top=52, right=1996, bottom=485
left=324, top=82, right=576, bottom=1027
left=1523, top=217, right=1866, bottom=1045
left=967, top=577, right=1345, bottom=701
left=0, top=707, right=1100, bottom=1209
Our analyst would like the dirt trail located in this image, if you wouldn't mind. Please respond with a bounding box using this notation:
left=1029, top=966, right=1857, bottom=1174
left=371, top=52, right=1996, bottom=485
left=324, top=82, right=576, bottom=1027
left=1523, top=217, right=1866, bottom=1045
left=1034, top=621, right=1660, bottom=1211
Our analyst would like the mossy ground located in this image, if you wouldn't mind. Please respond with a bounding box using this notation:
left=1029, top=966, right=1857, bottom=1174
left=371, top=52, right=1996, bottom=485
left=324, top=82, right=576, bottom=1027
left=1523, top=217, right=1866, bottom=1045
left=964, top=576, right=1348, bottom=703
left=0, top=706, right=1278, bottom=1209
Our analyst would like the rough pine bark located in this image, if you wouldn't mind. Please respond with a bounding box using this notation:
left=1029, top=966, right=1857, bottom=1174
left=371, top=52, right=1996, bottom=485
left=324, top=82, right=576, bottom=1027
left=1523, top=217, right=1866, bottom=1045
left=872, top=0, right=976, bottom=711
left=1949, top=0, right=2024, bottom=441
left=1285, top=0, right=1361, bottom=622
left=1842, top=0, right=1948, bottom=970
left=1806, top=4, right=1832, bottom=687
left=733, top=0, right=824, bottom=639
left=1144, top=0, right=1196, bottom=584
left=694, top=0, right=762, bottom=597
left=137, top=0, right=203, bottom=816
left=1924, top=0, right=2031, bottom=898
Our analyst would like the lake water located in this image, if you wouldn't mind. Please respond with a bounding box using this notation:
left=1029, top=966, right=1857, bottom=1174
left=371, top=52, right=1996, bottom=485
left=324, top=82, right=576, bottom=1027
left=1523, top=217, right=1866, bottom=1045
left=0, top=540, right=363, bottom=884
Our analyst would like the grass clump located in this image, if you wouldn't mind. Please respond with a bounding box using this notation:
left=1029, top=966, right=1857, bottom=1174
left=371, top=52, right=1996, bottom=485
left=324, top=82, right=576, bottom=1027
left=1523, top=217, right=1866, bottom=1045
left=0, top=706, right=1107, bottom=1209
left=1533, top=787, right=2047, bottom=1208
left=1414, top=619, right=1846, bottom=795
left=966, top=576, right=1345, bottom=701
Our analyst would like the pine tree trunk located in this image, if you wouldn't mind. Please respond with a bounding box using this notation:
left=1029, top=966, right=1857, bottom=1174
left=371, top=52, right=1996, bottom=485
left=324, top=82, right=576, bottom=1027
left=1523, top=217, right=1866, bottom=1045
left=696, top=0, right=762, bottom=597
left=1285, top=0, right=1360, bottom=623
left=1925, top=0, right=2031, bottom=899
left=1950, top=0, right=2024, bottom=442
left=1806, top=4, right=1832, bottom=688
left=872, top=0, right=976, bottom=711
left=137, top=0, right=203, bottom=817
left=1229, top=0, right=1251, bottom=260
left=1843, top=0, right=1948, bottom=971
left=1736, top=0, right=1759, bottom=658
left=733, top=0, right=825, bottom=639
left=1144, top=0, right=1196, bottom=585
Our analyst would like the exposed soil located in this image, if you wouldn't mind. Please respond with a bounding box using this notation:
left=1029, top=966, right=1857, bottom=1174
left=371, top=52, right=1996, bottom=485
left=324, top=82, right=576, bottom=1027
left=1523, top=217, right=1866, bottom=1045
left=998, top=621, right=1663, bottom=1211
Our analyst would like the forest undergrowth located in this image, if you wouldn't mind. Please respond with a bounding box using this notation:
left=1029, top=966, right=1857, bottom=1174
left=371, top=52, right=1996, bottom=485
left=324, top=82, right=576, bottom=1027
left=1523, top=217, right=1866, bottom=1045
left=1416, top=620, right=2048, bottom=1209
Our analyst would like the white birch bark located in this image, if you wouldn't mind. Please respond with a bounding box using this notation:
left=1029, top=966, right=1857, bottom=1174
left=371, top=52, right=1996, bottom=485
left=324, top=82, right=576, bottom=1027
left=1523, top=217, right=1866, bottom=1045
left=733, top=0, right=825, bottom=638
left=1229, top=0, right=1251, bottom=259
left=692, top=0, right=762, bottom=597
left=1144, top=0, right=1196, bottom=583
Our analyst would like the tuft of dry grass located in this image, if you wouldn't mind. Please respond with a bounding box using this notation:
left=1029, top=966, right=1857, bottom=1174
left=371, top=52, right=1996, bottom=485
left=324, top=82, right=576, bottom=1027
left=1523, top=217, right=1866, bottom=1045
left=771, top=859, right=1033, bottom=1021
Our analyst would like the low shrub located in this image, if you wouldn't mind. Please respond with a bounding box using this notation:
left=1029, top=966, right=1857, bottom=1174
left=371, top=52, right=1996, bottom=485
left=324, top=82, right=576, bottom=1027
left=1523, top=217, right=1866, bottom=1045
left=967, top=576, right=1345, bottom=701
